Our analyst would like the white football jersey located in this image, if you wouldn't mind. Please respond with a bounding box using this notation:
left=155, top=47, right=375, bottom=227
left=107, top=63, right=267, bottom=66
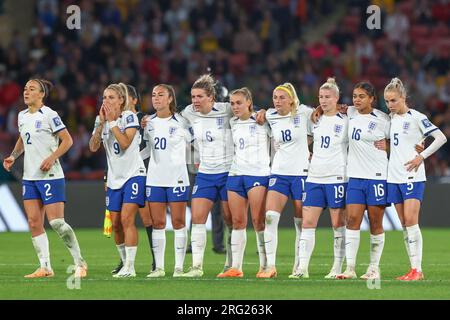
left=307, top=113, right=349, bottom=184
left=229, top=114, right=271, bottom=176
left=96, top=110, right=146, bottom=189
left=144, top=113, right=191, bottom=187
left=388, top=109, right=438, bottom=183
left=18, top=106, right=66, bottom=180
left=347, top=106, right=390, bottom=180
left=267, top=104, right=313, bottom=176
left=180, top=102, right=234, bottom=174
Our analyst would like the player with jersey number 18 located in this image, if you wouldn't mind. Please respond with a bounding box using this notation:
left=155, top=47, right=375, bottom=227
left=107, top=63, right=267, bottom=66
left=385, top=78, right=447, bottom=281
left=3, top=78, right=87, bottom=279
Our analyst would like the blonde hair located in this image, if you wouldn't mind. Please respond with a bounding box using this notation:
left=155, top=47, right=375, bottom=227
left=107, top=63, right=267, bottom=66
left=319, top=77, right=340, bottom=97
left=192, top=74, right=216, bottom=98
left=230, top=87, right=253, bottom=112
left=384, top=77, right=407, bottom=98
left=154, top=84, right=178, bottom=115
left=106, top=82, right=129, bottom=111
left=274, top=82, right=300, bottom=117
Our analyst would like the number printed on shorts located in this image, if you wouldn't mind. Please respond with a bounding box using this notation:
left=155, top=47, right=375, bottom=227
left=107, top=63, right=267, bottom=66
left=131, top=183, right=139, bottom=195
left=373, top=183, right=385, bottom=198
left=334, top=185, right=345, bottom=199
left=44, top=183, right=52, bottom=198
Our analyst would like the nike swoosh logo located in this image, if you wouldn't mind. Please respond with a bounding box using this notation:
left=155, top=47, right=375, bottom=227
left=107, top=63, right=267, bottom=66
left=45, top=197, right=52, bottom=201
left=375, top=198, right=383, bottom=201
left=176, top=194, right=183, bottom=197
left=406, top=192, right=413, bottom=195
left=131, top=196, right=138, bottom=200
left=335, top=200, right=343, bottom=203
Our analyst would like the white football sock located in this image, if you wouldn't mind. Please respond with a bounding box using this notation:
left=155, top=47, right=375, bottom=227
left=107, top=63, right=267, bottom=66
left=255, top=230, right=267, bottom=269
left=332, top=226, right=346, bottom=272
left=116, top=243, right=126, bottom=263
left=224, top=225, right=233, bottom=269
left=49, top=218, right=84, bottom=266
left=407, top=224, right=423, bottom=272
left=264, top=211, right=281, bottom=268
left=231, top=229, right=247, bottom=271
left=191, top=224, right=206, bottom=269
left=298, top=228, right=315, bottom=273
left=125, top=246, right=137, bottom=269
left=31, top=233, right=51, bottom=269
left=152, top=228, right=166, bottom=270
left=345, top=229, right=360, bottom=270
left=402, top=227, right=413, bottom=266
left=174, top=227, right=187, bottom=270
left=293, top=217, right=302, bottom=271
left=369, top=233, right=385, bottom=269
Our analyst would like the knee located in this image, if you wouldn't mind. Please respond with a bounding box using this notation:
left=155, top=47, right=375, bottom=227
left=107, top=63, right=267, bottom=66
left=27, top=217, right=42, bottom=232
left=171, top=218, right=185, bottom=230
left=49, top=218, right=69, bottom=233
left=346, top=215, right=359, bottom=228
left=233, top=218, right=246, bottom=230
left=112, top=219, right=123, bottom=234
left=120, top=216, right=134, bottom=228
left=251, top=217, right=264, bottom=231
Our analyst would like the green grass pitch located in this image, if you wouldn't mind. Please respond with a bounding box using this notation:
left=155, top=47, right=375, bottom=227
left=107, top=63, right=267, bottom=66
left=1, top=228, right=450, bottom=299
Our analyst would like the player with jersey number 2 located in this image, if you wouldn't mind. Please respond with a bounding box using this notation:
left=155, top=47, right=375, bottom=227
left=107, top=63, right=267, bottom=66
left=385, top=78, right=447, bottom=281
left=3, top=78, right=87, bottom=279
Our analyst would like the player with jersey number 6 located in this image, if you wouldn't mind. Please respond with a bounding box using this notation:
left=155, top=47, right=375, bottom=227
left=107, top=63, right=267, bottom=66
left=384, top=78, right=447, bottom=281
left=258, top=83, right=314, bottom=279
left=217, top=88, right=271, bottom=278
left=292, top=78, right=348, bottom=279
left=143, top=84, right=192, bottom=278
left=3, top=78, right=87, bottom=279
left=89, top=83, right=146, bottom=278
left=336, top=82, right=391, bottom=280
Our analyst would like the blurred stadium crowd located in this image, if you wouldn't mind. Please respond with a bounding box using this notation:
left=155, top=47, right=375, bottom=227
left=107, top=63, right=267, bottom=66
left=0, top=0, right=449, bottom=181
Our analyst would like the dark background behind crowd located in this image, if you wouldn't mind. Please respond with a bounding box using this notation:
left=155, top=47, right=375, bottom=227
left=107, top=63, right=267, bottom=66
left=0, top=0, right=449, bottom=182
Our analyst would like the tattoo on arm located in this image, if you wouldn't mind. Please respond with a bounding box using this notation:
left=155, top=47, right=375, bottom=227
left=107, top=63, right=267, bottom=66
left=11, top=149, right=23, bottom=160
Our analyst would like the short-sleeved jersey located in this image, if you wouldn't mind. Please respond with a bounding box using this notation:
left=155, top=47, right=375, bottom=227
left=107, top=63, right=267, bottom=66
left=180, top=102, right=234, bottom=174
left=144, top=113, right=191, bottom=187
left=18, top=106, right=66, bottom=180
left=95, top=110, right=146, bottom=190
left=229, top=114, right=271, bottom=176
left=347, top=106, right=390, bottom=180
left=388, top=109, right=438, bottom=183
left=307, top=113, right=349, bottom=184
left=266, top=104, right=313, bottom=176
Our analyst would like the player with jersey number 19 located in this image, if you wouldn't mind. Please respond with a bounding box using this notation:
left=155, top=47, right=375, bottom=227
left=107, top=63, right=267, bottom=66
left=89, top=83, right=146, bottom=278
left=336, top=82, right=390, bottom=280
left=3, top=78, right=87, bottom=279
left=293, top=78, right=348, bottom=279
left=385, top=78, right=447, bottom=281
left=144, top=84, right=191, bottom=278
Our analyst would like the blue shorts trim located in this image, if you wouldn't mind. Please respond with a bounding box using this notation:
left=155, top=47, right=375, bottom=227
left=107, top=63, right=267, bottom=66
left=226, top=175, right=269, bottom=198
left=192, top=172, right=229, bottom=202
left=346, top=178, right=387, bottom=206
left=267, top=175, right=306, bottom=200
left=387, top=182, right=425, bottom=204
left=146, top=186, right=190, bottom=202
left=106, top=176, right=146, bottom=212
left=23, top=179, right=66, bottom=205
left=303, top=182, right=347, bottom=208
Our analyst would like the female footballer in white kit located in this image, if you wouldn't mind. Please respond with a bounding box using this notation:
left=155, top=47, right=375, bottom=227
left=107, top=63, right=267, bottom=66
left=293, top=78, right=348, bottom=279
left=385, top=78, right=447, bottom=281
left=89, top=83, right=146, bottom=278
left=179, top=74, right=265, bottom=277
left=337, top=82, right=391, bottom=280
left=3, top=78, right=87, bottom=278
left=144, top=84, right=191, bottom=278
left=258, top=83, right=314, bottom=278
left=217, top=88, right=271, bottom=278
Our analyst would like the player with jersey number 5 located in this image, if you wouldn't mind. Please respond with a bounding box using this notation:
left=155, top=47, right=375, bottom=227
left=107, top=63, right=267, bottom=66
left=384, top=78, right=447, bottom=281
left=217, top=87, right=271, bottom=278
left=3, top=78, right=87, bottom=279
left=89, top=83, right=146, bottom=278
left=258, top=83, right=314, bottom=279
left=336, top=82, right=391, bottom=280
left=292, top=78, right=348, bottom=279
left=143, top=84, right=191, bottom=278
